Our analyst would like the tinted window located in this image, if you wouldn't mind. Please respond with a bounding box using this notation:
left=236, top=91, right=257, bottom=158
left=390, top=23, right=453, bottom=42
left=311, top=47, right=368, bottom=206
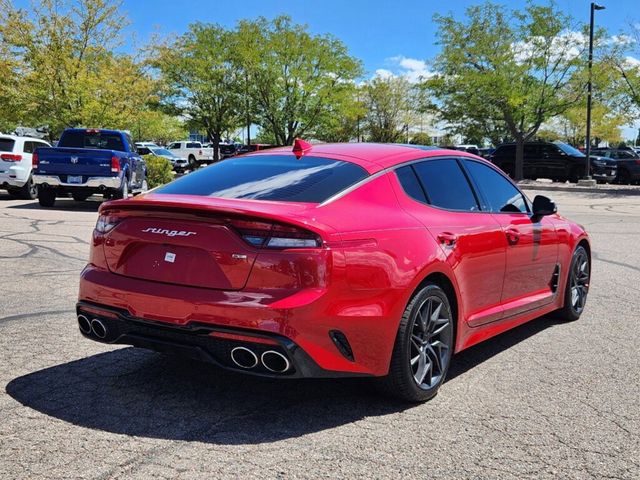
left=59, top=131, right=126, bottom=151
left=137, top=147, right=151, bottom=155
left=23, top=142, right=34, bottom=154
left=156, top=155, right=368, bottom=203
left=412, top=159, right=479, bottom=211
left=554, top=141, right=585, bottom=157
left=186, top=142, right=200, bottom=149
left=464, top=160, right=528, bottom=213
left=150, top=148, right=174, bottom=156
left=396, top=165, right=427, bottom=203
left=167, top=143, right=178, bottom=149
left=0, top=138, right=15, bottom=152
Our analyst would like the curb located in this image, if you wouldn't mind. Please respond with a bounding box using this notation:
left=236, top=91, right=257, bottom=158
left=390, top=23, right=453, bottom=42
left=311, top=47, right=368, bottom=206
left=518, top=183, right=640, bottom=196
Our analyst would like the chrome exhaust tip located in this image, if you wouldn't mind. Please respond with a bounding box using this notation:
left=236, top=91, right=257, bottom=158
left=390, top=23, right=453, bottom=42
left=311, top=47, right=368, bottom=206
left=230, top=346, right=258, bottom=369
left=77, top=315, right=92, bottom=335
left=261, top=350, right=291, bottom=373
left=90, top=318, right=107, bottom=339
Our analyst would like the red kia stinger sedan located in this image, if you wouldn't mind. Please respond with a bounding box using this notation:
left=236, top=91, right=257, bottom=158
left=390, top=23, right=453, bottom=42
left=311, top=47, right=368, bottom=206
left=77, top=140, right=590, bottom=402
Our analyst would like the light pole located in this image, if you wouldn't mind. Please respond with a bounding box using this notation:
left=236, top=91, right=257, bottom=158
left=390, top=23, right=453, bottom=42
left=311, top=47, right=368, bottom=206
left=584, top=2, right=605, bottom=183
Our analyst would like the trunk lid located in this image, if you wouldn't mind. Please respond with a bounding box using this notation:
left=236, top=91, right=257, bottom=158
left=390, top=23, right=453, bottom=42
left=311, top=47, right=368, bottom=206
left=100, top=194, right=330, bottom=290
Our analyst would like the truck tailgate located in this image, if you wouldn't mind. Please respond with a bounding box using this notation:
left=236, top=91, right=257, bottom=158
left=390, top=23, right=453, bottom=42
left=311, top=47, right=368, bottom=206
left=36, top=147, right=114, bottom=176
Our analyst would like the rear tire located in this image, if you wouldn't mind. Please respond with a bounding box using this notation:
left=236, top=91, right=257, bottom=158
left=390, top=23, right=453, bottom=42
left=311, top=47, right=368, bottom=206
left=617, top=168, right=631, bottom=185
left=112, top=178, right=129, bottom=200
left=375, top=283, right=454, bottom=402
left=37, top=188, right=56, bottom=207
left=556, top=245, right=590, bottom=321
left=18, top=176, right=37, bottom=200
left=568, top=166, right=582, bottom=183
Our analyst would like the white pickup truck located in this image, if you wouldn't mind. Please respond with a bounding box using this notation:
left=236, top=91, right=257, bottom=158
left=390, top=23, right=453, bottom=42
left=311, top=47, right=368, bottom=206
left=166, top=141, right=213, bottom=167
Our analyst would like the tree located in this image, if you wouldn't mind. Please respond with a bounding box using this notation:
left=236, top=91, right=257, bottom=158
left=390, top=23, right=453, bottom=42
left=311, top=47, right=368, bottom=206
left=426, top=2, right=587, bottom=180
left=409, top=132, right=433, bottom=145
left=132, top=111, right=187, bottom=145
left=363, top=76, right=414, bottom=143
left=310, top=87, right=365, bottom=142
left=154, top=23, right=242, bottom=161
left=235, top=16, right=363, bottom=146
left=0, top=0, right=155, bottom=137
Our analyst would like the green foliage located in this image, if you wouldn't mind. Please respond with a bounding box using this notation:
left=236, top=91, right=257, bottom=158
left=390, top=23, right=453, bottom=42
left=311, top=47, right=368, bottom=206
left=154, top=23, right=242, bottom=160
left=409, top=132, right=433, bottom=145
left=143, top=154, right=173, bottom=188
left=235, top=16, right=363, bottom=145
left=363, top=76, right=414, bottom=143
left=0, top=0, right=157, bottom=137
left=426, top=1, right=587, bottom=179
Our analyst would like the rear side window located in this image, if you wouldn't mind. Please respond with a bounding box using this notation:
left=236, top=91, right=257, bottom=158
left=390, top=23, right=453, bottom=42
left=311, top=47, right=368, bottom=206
left=23, top=141, right=34, bottom=153
left=494, top=145, right=515, bottom=157
left=396, top=165, right=427, bottom=203
left=59, top=131, right=126, bottom=152
left=156, top=155, right=369, bottom=203
left=186, top=142, right=200, bottom=149
left=0, top=138, right=15, bottom=152
left=464, top=160, right=528, bottom=213
left=412, top=158, right=479, bottom=211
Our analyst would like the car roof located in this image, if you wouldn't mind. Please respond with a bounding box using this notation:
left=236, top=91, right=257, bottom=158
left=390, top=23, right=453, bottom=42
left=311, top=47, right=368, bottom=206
left=248, top=142, right=484, bottom=174
left=0, top=134, right=49, bottom=142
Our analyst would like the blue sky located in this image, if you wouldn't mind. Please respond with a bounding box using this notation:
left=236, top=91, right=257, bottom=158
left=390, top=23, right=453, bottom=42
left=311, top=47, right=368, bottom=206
left=119, top=0, right=639, bottom=78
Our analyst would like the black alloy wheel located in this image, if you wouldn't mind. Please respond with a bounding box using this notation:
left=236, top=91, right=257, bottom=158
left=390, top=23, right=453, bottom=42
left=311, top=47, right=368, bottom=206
left=557, top=245, right=590, bottom=321
left=377, top=283, right=454, bottom=402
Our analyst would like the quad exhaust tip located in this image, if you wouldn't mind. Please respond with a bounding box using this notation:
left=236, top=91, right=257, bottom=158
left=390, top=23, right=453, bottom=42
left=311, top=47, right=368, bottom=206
left=77, top=315, right=92, bottom=335
left=261, top=350, right=291, bottom=373
left=90, top=318, right=107, bottom=339
left=230, top=346, right=259, bottom=369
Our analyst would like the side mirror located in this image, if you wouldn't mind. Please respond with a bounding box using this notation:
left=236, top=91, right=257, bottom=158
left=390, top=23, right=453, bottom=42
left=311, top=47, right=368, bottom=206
left=532, top=195, right=557, bottom=217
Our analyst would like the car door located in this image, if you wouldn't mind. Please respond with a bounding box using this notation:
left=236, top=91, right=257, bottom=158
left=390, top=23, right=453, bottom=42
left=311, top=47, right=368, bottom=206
left=394, top=158, right=508, bottom=326
left=523, top=144, right=543, bottom=179
left=541, top=144, right=567, bottom=180
left=462, top=159, right=559, bottom=320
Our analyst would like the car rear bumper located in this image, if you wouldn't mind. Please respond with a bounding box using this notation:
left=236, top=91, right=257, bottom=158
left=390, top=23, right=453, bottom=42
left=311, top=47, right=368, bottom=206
left=75, top=301, right=362, bottom=379
left=33, top=174, right=122, bottom=189
left=0, top=165, right=30, bottom=187
left=77, top=265, right=394, bottom=377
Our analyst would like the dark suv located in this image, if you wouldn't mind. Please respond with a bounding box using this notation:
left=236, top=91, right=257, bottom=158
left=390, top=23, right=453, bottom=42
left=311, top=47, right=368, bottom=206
left=489, top=141, right=617, bottom=183
left=591, top=148, right=640, bottom=184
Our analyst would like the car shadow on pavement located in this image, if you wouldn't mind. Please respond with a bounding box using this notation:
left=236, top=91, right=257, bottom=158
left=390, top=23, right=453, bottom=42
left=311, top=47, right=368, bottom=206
left=6, top=198, right=102, bottom=212
left=5, top=315, right=561, bottom=443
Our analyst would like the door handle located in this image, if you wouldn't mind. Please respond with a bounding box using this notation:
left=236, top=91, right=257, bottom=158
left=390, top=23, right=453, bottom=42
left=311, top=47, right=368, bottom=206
left=506, top=227, right=520, bottom=245
left=437, top=232, right=457, bottom=247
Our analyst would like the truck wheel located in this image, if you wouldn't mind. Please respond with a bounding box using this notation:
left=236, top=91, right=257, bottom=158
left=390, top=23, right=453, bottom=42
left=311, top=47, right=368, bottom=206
left=37, top=188, right=56, bottom=207
left=568, top=166, right=582, bottom=183
left=18, top=176, right=38, bottom=200
left=112, top=178, right=129, bottom=200
left=188, top=155, right=197, bottom=169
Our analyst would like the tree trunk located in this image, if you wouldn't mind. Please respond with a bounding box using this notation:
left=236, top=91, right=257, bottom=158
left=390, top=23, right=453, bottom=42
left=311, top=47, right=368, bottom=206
left=212, top=132, right=221, bottom=162
left=514, top=135, right=525, bottom=181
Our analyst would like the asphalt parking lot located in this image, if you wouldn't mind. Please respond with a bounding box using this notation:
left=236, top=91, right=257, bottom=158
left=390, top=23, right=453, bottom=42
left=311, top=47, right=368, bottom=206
left=0, top=190, right=639, bottom=479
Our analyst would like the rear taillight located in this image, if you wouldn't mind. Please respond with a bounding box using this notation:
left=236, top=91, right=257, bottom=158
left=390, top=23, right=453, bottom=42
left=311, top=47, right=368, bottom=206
left=32, top=152, right=38, bottom=168
left=228, top=219, right=322, bottom=249
left=1, top=153, right=22, bottom=162
left=111, top=156, right=120, bottom=173
left=95, top=214, right=120, bottom=233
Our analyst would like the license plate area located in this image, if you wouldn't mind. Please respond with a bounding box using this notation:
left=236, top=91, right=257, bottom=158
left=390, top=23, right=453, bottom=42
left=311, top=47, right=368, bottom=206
left=68, top=175, right=83, bottom=184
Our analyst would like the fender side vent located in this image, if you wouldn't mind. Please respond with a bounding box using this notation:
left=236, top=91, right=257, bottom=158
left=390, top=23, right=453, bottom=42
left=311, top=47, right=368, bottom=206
left=550, top=264, right=561, bottom=292
left=329, top=330, right=355, bottom=362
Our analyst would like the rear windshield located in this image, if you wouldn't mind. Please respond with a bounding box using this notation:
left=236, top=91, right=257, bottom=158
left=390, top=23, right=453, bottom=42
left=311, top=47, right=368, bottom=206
left=156, top=155, right=369, bottom=203
left=0, top=138, right=15, bottom=152
left=59, top=131, right=126, bottom=152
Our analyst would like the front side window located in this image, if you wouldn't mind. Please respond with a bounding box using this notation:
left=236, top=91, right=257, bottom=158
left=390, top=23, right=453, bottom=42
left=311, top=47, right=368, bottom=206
left=156, top=155, right=368, bottom=203
left=412, top=158, right=479, bottom=211
left=464, top=159, right=528, bottom=213
left=554, top=141, right=585, bottom=157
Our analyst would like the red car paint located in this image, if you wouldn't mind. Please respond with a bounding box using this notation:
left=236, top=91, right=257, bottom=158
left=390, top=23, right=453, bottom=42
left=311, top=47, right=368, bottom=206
left=78, top=143, right=589, bottom=378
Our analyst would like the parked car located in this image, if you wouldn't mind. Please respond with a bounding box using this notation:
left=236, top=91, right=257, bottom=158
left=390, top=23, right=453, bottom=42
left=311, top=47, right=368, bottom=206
left=236, top=143, right=275, bottom=154
left=489, top=141, right=617, bottom=183
left=76, top=141, right=590, bottom=402
left=219, top=143, right=238, bottom=159
left=591, top=148, right=640, bottom=185
left=135, top=141, right=159, bottom=149
left=455, top=144, right=480, bottom=156
left=166, top=141, right=213, bottom=167
left=33, top=128, right=147, bottom=207
left=0, top=134, right=51, bottom=199
left=138, top=146, right=188, bottom=173
left=478, top=147, right=495, bottom=159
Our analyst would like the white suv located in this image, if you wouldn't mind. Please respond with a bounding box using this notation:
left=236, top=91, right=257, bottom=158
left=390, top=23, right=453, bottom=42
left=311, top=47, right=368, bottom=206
left=0, top=135, right=51, bottom=199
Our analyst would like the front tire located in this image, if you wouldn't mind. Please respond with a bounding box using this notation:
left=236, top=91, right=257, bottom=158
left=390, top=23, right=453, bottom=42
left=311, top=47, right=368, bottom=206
left=556, top=245, right=590, bottom=321
left=37, top=188, right=56, bottom=207
left=377, top=283, right=454, bottom=402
